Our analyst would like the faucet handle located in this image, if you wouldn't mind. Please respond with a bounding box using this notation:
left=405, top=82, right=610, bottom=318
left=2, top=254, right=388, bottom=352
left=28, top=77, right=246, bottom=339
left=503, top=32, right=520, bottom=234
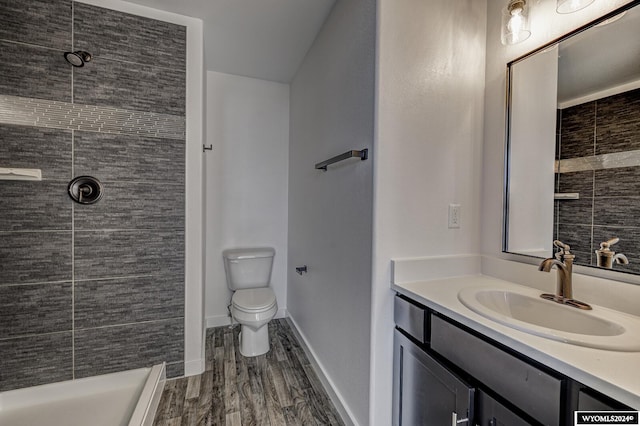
left=553, top=240, right=571, bottom=256
left=600, top=237, right=620, bottom=249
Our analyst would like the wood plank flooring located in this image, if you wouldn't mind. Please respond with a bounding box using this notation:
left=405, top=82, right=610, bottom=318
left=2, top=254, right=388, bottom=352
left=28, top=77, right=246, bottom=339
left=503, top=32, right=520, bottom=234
left=153, top=319, right=345, bottom=426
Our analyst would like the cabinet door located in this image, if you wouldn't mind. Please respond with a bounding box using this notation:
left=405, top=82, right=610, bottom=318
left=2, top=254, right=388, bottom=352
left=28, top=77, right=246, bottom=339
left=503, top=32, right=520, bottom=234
left=393, top=329, right=474, bottom=426
left=578, top=390, right=628, bottom=411
left=475, top=391, right=533, bottom=426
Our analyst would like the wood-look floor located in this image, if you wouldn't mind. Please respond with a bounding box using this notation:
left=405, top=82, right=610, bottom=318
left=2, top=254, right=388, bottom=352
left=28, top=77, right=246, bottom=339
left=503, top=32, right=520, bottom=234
left=153, top=319, right=345, bottom=426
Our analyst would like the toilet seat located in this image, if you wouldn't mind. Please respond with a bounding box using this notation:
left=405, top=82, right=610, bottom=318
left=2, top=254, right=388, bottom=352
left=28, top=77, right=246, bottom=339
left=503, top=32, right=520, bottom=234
left=232, top=288, right=277, bottom=312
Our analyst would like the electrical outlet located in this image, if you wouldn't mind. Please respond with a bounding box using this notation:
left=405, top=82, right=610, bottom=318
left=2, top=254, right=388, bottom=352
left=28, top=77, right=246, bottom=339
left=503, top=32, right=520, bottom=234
left=448, top=204, right=461, bottom=229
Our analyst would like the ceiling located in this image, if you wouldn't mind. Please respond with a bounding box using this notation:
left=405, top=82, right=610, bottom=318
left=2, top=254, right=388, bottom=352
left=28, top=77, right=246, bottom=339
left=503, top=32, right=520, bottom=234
left=124, top=0, right=336, bottom=83
left=558, top=5, right=640, bottom=104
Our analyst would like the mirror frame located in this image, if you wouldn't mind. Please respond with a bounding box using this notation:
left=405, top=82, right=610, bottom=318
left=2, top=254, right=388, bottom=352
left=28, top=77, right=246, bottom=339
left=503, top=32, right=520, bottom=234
left=502, top=0, right=640, bottom=283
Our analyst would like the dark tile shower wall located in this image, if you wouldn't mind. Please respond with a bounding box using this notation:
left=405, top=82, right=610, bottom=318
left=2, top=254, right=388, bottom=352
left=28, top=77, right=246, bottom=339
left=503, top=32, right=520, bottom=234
left=555, top=88, right=640, bottom=274
left=0, top=1, right=186, bottom=391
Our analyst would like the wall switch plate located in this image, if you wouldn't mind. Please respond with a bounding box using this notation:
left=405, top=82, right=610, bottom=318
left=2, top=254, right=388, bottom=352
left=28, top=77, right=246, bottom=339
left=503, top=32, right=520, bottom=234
left=448, top=204, right=461, bottom=229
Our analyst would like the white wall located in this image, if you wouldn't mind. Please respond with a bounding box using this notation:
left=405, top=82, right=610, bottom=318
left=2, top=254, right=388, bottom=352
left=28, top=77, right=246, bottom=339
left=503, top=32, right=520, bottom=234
left=205, top=71, right=289, bottom=326
left=287, top=0, right=376, bottom=423
left=482, top=0, right=635, bottom=259
left=370, top=0, right=487, bottom=424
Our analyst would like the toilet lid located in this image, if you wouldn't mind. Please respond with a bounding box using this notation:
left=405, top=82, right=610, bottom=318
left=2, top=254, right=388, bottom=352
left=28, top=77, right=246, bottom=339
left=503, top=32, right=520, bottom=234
left=232, top=288, right=277, bottom=312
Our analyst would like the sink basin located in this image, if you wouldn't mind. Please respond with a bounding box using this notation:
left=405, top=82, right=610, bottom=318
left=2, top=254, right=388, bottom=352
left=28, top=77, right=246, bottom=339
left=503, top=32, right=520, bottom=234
left=458, top=287, right=640, bottom=351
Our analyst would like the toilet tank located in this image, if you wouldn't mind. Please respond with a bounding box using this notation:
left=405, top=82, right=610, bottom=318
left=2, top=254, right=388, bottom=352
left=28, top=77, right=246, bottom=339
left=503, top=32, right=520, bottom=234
left=223, top=247, right=275, bottom=290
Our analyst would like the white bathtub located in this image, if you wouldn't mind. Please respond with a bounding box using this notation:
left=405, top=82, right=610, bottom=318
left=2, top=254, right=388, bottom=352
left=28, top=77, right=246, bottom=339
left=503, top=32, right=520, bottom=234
left=0, top=363, right=166, bottom=426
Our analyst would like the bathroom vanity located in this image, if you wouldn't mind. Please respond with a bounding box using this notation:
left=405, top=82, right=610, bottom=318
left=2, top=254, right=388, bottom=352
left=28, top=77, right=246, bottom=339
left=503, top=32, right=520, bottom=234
left=390, top=1, right=640, bottom=423
left=391, top=273, right=640, bottom=426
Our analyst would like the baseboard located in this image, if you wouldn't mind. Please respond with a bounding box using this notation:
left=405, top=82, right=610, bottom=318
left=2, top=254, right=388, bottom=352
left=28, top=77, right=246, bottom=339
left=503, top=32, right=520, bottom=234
left=205, top=314, right=231, bottom=328
left=206, top=308, right=288, bottom=328
left=286, top=315, right=359, bottom=426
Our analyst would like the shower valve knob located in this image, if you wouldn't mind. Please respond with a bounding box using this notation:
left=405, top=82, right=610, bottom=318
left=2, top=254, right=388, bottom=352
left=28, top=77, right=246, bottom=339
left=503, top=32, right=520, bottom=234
left=68, top=176, right=103, bottom=204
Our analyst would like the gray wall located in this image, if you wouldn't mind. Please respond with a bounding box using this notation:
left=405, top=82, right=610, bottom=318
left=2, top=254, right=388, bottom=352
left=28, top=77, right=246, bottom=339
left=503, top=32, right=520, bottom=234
left=555, top=88, right=640, bottom=273
left=287, top=0, right=375, bottom=423
left=0, top=1, right=186, bottom=391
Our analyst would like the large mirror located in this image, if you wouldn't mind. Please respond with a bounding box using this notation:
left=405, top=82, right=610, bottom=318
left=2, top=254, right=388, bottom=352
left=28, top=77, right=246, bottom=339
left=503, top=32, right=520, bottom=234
left=504, top=1, right=640, bottom=275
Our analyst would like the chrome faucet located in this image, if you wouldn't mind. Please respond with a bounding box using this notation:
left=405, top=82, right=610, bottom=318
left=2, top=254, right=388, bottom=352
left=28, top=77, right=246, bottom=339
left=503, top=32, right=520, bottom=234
left=595, top=237, right=629, bottom=269
left=538, top=240, right=591, bottom=310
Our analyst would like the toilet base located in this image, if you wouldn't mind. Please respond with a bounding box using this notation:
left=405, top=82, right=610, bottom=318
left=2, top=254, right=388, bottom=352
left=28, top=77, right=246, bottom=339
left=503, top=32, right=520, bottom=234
left=239, top=325, right=270, bottom=357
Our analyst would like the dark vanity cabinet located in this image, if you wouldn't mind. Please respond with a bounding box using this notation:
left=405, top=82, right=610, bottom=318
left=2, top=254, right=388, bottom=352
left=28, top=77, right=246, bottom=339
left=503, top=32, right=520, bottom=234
left=393, top=294, right=631, bottom=426
left=393, top=329, right=474, bottom=425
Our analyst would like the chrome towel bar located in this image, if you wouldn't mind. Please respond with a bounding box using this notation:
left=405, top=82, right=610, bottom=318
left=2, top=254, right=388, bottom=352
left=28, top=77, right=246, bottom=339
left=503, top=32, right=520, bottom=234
left=315, top=148, right=368, bottom=171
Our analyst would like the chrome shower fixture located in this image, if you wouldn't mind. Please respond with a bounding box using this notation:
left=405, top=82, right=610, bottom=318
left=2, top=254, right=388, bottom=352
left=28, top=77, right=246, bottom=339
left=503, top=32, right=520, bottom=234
left=63, top=50, right=92, bottom=67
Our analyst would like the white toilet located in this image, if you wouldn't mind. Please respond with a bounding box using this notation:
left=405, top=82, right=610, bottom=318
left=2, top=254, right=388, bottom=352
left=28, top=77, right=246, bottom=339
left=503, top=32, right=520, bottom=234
left=223, top=247, right=278, bottom=357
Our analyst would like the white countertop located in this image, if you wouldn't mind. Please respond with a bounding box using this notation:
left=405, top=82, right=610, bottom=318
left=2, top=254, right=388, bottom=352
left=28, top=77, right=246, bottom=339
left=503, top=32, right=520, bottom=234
left=392, top=273, right=640, bottom=409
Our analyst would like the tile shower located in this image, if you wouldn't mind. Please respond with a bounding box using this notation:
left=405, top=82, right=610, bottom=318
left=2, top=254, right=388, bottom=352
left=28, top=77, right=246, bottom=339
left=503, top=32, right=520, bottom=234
left=0, top=0, right=186, bottom=391
left=554, top=88, right=640, bottom=274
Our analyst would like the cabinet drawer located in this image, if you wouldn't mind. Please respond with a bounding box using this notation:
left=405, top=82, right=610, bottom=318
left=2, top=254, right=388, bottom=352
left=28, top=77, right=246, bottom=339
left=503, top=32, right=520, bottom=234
left=430, top=315, right=563, bottom=426
left=394, top=295, right=427, bottom=343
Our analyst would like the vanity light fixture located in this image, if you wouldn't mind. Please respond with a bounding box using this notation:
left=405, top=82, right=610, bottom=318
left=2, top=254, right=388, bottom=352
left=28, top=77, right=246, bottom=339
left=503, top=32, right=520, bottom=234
left=556, top=0, right=595, bottom=14
left=501, top=0, right=531, bottom=45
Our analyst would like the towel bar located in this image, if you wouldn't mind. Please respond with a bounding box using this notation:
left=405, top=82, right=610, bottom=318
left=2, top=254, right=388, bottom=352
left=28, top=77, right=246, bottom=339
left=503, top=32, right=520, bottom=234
left=315, top=149, right=368, bottom=171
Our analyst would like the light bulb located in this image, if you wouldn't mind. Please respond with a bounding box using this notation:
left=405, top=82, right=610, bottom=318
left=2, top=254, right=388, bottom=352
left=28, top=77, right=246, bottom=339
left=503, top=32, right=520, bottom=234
left=501, top=0, right=531, bottom=45
left=507, top=11, right=524, bottom=34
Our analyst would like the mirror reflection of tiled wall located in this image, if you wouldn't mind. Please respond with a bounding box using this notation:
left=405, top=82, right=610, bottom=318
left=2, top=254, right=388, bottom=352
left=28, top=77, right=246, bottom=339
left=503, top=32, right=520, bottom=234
left=0, top=1, right=186, bottom=391
left=554, top=88, right=640, bottom=273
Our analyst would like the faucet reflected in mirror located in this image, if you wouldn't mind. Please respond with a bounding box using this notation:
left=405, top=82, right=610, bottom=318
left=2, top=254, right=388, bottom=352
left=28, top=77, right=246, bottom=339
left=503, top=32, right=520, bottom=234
left=538, top=240, right=592, bottom=310
left=594, top=237, right=629, bottom=269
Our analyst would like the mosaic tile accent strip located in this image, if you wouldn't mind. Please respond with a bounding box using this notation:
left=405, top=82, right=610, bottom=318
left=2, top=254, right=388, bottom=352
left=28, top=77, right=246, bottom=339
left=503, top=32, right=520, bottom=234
left=555, top=150, right=640, bottom=174
left=0, top=94, right=185, bottom=140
